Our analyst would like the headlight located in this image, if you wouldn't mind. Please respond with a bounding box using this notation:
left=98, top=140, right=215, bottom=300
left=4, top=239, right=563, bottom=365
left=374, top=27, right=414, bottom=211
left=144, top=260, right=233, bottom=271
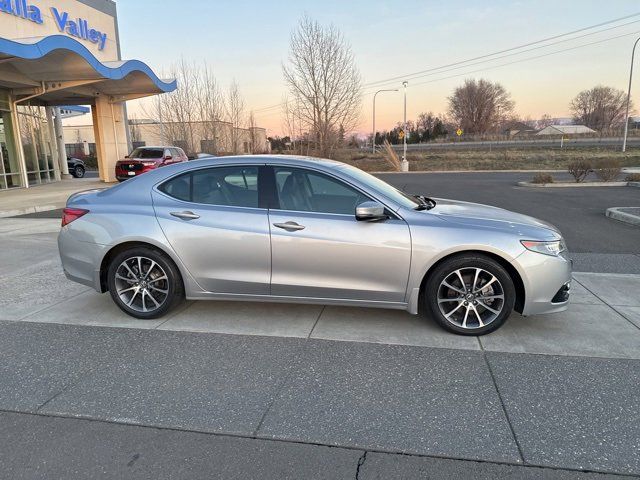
left=521, top=239, right=566, bottom=256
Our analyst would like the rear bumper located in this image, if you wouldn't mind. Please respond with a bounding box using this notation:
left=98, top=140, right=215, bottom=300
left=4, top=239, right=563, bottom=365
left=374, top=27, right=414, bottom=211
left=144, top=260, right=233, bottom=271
left=513, top=250, right=572, bottom=316
left=58, top=227, right=107, bottom=292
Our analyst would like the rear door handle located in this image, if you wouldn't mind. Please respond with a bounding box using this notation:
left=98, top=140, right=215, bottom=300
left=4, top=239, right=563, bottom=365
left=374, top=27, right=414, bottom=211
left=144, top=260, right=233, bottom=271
left=170, top=211, right=200, bottom=220
left=273, top=221, right=305, bottom=232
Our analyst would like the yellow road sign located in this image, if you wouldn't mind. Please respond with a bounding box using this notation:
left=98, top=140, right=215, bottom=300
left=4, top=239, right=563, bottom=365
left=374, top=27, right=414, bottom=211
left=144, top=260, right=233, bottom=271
left=399, top=130, right=405, bottom=139
left=456, top=128, right=463, bottom=136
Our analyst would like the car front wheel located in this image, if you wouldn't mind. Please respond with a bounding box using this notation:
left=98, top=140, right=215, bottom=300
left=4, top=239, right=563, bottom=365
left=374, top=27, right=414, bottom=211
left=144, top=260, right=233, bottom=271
left=107, top=247, right=183, bottom=319
left=425, top=254, right=516, bottom=335
left=73, top=165, right=85, bottom=178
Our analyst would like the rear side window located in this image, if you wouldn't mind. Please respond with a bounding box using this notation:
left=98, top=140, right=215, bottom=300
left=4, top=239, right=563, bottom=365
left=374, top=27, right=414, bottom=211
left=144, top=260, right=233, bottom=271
left=159, top=166, right=259, bottom=208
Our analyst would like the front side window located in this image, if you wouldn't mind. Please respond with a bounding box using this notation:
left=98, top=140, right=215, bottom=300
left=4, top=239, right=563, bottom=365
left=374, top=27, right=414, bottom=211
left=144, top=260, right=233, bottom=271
left=159, top=166, right=259, bottom=208
left=274, top=167, right=369, bottom=215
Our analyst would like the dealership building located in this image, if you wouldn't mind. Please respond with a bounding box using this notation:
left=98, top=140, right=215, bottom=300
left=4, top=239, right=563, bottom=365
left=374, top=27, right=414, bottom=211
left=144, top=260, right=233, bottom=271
left=0, top=0, right=176, bottom=188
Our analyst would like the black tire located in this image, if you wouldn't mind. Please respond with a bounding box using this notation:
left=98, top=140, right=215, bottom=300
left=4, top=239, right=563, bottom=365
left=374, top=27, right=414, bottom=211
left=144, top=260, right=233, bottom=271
left=107, top=246, right=183, bottom=319
left=424, top=254, right=516, bottom=336
left=73, top=165, right=85, bottom=178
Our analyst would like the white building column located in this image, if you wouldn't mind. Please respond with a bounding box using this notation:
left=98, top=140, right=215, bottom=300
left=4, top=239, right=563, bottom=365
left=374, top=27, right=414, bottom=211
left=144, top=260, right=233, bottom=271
left=53, top=107, right=71, bottom=178
left=93, top=96, right=128, bottom=183
left=45, top=106, right=61, bottom=181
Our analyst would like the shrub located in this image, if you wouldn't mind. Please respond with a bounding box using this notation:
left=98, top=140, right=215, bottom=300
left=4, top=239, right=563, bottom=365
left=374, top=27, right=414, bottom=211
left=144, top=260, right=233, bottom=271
left=594, top=158, right=621, bottom=182
left=625, top=173, right=640, bottom=182
left=567, top=159, right=591, bottom=183
left=532, top=172, right=554, bottom=184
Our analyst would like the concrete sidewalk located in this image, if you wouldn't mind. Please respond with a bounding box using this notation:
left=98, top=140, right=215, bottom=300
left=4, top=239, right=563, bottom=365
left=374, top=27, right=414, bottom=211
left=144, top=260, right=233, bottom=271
left=0, top=178, right=111, bottom=218
left=1, top=217, right=639, bottom=360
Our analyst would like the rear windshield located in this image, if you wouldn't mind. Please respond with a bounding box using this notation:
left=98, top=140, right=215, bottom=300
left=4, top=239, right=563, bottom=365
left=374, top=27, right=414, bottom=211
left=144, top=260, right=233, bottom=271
left=129, top=148, right=164, bottom=159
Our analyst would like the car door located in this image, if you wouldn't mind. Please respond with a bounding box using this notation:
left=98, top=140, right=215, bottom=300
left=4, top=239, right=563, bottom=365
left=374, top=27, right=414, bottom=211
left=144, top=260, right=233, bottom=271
left=268, top=166, right=412, bottom=303
left=152, top=164, right=270, bottom=295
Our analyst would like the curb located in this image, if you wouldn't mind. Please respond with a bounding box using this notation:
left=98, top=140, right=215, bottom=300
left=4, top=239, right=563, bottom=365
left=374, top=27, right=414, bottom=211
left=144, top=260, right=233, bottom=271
left=517, top=181, right=629, bottom=188
left=0, top=204, right=63, bottom=219
left=606, top=207, right=640, bottom=226
left=629, top=182, right=640, bottom=188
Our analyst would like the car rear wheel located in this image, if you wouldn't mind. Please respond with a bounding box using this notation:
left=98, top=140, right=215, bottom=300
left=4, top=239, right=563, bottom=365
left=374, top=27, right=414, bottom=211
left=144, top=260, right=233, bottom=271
left=73, top=165, right=85, bottom=178
left=425, top=254, right=515, bottom=335
left=107, top=247, right=183, bottom=319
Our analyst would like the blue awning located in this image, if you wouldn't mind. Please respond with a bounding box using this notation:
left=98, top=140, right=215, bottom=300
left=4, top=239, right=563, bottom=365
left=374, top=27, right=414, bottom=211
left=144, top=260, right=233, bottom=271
left=0, top=35, right=176, bottom=103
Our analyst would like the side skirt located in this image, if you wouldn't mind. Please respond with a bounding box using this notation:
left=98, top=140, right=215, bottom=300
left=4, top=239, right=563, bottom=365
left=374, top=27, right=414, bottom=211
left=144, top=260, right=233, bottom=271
left=185, top=291, right=410, bottom=312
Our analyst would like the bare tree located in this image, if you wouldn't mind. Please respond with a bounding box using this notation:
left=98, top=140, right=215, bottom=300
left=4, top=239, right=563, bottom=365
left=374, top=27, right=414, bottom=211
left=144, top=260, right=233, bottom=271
left=128, top=114, right=142, bottom=145
left=283, top=16, right=362, bottom=157
left=570, top=85, right=632, bottom=131
left=447, top=78, right=514, bottom=134
left=226, top=80, right=245, bottom=154
left=247, top=110, right=259, bottom=153
left=196, top=65, right=225, bottom=154
left=143, top=59, right=225, bottom=155
left=536, top=114, right=554, bottom=129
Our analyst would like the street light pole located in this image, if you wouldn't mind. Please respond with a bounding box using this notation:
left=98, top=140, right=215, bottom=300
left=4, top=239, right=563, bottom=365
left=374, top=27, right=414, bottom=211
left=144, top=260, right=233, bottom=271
left=622, top=36, right=640, bottom=153
left=401, top=81, right=408, bottom=171
left=372, top=89, right=398, bottom=153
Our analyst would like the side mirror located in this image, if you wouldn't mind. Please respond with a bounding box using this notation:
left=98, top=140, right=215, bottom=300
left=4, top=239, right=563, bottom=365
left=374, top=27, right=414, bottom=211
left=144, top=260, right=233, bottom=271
left=164, top=155, right=173, bottom=161
left=124, top=155, right=129, bottom=159
left=355, top=201, right=387, bottom=222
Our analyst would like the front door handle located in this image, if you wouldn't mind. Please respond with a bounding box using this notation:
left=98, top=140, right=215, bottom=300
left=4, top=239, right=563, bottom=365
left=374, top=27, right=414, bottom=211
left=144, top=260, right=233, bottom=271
left=170, top=211, right=200, bottom=220
left=273, top=221, right=305, bottom=232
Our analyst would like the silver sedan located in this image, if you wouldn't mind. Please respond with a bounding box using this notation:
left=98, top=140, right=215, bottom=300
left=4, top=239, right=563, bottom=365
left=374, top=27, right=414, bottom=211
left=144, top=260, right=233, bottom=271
left=58, top=156, right=571, bottom=335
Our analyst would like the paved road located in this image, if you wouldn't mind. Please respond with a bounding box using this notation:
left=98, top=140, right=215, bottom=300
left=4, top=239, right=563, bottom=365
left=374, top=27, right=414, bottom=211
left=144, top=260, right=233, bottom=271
left=6, top=411, right=631, bottom=480
left=1, top=320, right=638, bottom=479
left=391, top=137, right=640, bottom=150
left=379, top=172, right=640, bottom=273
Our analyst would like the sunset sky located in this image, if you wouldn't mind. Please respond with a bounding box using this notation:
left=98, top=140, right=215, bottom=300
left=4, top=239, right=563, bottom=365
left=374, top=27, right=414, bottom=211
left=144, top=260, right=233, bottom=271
left=117, top=0, right=640, bottom=136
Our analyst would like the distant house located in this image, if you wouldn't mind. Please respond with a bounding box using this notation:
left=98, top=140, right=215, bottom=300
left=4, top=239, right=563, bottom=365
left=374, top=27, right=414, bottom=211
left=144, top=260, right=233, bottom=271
left=536, top=125, right=596, bottom=136
left=502, top=121, right=537, bottom=137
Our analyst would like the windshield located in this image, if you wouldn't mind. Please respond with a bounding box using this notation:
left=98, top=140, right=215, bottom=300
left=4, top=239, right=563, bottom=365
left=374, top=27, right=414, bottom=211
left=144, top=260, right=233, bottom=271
left=129, top=148, right=164, bottom=159
left=339, top=164, right=421, bottom=209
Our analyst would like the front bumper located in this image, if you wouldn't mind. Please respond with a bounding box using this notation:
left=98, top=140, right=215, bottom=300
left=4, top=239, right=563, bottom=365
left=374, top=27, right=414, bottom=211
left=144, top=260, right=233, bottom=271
left=512, top=250, right=572, bottom=316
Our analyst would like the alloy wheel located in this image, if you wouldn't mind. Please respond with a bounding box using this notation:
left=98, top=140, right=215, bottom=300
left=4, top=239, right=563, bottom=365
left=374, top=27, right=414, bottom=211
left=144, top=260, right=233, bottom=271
left=114, top=256, right=169, bottom=313
left=437, top=267, right=505, bottom=330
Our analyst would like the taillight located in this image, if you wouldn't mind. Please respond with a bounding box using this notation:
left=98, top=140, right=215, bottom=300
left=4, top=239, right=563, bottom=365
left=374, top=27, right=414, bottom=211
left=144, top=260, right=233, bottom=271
left=61, top=208, right=89, bottom=227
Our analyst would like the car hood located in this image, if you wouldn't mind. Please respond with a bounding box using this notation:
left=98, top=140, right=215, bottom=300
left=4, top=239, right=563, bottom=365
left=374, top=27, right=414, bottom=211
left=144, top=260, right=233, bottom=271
left=430, top=198, right=560, bottom=238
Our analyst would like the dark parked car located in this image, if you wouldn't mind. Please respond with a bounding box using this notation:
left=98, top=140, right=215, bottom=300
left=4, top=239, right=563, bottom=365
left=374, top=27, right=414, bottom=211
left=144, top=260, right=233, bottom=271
left=67, top=157, right=86, bottom=178
left=115, top=146, right=188, bottom=181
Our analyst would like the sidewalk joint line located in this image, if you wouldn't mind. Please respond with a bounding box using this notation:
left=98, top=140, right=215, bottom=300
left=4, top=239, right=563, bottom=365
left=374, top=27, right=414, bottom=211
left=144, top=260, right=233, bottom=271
left=35, top=367, right=92, bottom=412
left=307, top=305, right=325, bottom=339
left=478, top=336, right=526, bottom=465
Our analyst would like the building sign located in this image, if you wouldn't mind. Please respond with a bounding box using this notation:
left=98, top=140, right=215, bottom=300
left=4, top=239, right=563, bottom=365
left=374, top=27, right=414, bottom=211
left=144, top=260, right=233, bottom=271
left=0, top=0, right=108, bottom=51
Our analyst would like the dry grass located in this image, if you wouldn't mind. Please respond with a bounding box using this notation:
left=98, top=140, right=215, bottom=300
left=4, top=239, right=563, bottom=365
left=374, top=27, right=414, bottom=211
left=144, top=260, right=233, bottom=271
left=327, top=147, right=640, bottom=172
left=381, top=140, right=401, bottom=171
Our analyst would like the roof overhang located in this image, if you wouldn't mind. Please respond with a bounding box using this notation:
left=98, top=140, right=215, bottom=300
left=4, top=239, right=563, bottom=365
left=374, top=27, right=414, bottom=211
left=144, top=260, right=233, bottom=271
left=0, top=35, right=176, bottom=105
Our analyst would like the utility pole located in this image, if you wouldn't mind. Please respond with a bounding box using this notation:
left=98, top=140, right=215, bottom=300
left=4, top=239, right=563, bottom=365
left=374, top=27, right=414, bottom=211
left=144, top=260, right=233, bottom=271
left=401, top=81, right=409, bottom=171
left=372, top=89, right=398, bottom=153
left=622, top=36, right=640, bottom=153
